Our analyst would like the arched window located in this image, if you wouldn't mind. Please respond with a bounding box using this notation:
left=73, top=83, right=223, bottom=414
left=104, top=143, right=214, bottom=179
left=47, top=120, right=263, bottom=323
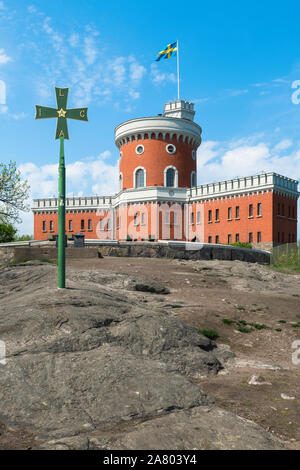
left=135, top=168, right=145, bottom=188
left=166, top=168, right=175, bottom=187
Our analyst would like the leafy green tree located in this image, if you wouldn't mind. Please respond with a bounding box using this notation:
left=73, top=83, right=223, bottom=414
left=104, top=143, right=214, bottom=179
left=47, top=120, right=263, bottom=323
left=0, top=221, right=17, bottom=243
left=0, top=161, right=30, bottom=223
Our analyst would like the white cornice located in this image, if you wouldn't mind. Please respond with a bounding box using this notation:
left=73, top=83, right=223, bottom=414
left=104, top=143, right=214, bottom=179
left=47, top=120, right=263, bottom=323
left=115, top=116, right=202, bottom=148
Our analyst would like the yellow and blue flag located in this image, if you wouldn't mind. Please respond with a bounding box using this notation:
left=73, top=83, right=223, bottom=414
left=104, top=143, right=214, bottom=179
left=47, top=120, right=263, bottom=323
left=155, top=42, right=177, bottom=61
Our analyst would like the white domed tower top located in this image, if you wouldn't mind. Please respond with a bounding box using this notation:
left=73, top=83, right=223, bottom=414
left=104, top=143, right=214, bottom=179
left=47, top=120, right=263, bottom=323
left=163, top=100, right=195, bottom=121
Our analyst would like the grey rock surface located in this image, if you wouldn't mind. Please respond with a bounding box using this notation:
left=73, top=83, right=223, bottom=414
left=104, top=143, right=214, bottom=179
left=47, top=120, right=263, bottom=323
left=0, top=262, right=284, bottom=449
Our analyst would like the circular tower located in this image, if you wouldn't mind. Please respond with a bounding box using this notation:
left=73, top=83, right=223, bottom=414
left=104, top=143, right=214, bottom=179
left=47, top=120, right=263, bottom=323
left=115, top=100, right=202, bottom=192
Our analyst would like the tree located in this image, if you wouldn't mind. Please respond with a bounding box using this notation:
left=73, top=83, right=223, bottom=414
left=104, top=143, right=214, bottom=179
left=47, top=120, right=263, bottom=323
left=0, top=161, right=30, bottom=223
left=0, top=221, right=17, bottom=243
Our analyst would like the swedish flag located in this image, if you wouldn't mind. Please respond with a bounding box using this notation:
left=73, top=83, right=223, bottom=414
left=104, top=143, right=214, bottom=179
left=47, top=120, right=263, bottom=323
left=155, top=42, right=177, bottom=61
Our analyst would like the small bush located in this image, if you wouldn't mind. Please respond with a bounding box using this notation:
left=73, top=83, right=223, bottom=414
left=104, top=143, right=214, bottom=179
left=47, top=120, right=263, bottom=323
left=198, top=329, right=219, bottom=340
left=236, top=306, right=245, bottom=311
left=291, top=323, right=300, bottom=328
left=278, top=320, right=286, bottom=324
left=222, top=318, right=235, bottom=325
left=275, top=328, right=282, bottom=332
left=237, top=326, right=252, bottom=333
left=249, top=322, right=268, bottom=330
left=238, top=320, right=247, bottom=325
left=231, top=242, right=252, bottom=249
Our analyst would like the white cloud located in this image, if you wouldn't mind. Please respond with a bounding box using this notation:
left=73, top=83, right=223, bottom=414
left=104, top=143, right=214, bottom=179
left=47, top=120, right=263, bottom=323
left=17, top=151, right=119, bottom=234
left=84, top=36, right=98, bottom=65
left=273, top=139, right=292, bottom=152
left=0, top=79, right=5, bottom=104
left=129, top=60, right=146, bottom=82
left=197, top=136, right=300, bottom=184
left=0, top=48, right=11, bottom=65
left=150, top=63, right=176, bottom=84
left=227, top=89, right=248, bottom=97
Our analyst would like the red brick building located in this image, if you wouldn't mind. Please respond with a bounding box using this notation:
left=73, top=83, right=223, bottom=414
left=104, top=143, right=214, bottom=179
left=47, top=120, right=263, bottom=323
left=33, top=100, right=299, bottom=249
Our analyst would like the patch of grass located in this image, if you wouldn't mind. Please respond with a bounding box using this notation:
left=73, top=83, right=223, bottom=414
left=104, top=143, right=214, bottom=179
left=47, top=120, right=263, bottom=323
left=238, top=320, right=247, bottom=326
left=237, top=326, right=252, bottom=333
left=222, top=318, right=235, bottom=325
left=278, top=320, right=286, bottom=324
left=37, top=258, right=56, bottom=264
left=252, top=304, right=257, bottom=306
left=249, top=322, right=268, bottom=330
left=275, top=328, right=282, bottom=332
left=235, top=305, right=245, bottom=311
left=198, top=329, right=219, bottom=340
left=231, top=242, right=252, bottom=249
left=291, top=323, right=300, bottom=328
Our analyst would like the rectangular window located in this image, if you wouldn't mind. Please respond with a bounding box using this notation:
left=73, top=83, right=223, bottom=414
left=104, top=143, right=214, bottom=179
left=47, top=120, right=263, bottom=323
left=42, top=221, right=46, bottom=232
left=196, top=210, right=201, bottom=224
left=50, top=220, right=53, bottom=231
left=165, top=212, right=169, bottom=224
left=278, top=203, right=280, bottom=215
left=228, top=207, right=232, bottom=220
left=257, top=203, right=262, bottom=216
left=141, top=213, right=145, bottom=225
left=249, top=204, right=253, bottom=217
left=208, top=236, right=212, bottom=244
left=68, top=220, right=73, bottom=231
left=249, top=232, right=253, bottom=243
left=190, top=212, right=194, bottom=225
left=173, top=213, right=177, bottom=224
left=88, top=219, right=92, bottom=230
left=228, top=234, right=232, bottom=244
left=215, top=235, right=219, bottom=244
left=100, top=219, right=104, bottom=231
left=235, top=206, right=240, bottom=219
left=134, top=213, right=138, bottom=226
left=257, top=232, right=261, bottom=243
left=81, top=219, right=85, bottom=230
left=208, top=210, right=212, bottom=222
left=215, top=209, right=219, bottom=221
left=235, top=233, right=239, bottom=242
left=107, top=219, right=111, bottom=230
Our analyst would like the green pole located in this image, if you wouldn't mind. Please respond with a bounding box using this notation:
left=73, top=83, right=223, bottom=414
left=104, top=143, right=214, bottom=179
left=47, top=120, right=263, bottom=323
left=58, top=136, right=65, bottom=288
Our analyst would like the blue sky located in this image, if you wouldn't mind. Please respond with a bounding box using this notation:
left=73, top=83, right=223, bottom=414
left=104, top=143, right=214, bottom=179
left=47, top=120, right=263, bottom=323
left=1, top=0, right=300, bottom=235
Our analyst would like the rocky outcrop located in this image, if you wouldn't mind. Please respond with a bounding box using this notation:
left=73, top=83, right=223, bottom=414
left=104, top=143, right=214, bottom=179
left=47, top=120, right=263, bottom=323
left=0, top=262, right=284, bottom=449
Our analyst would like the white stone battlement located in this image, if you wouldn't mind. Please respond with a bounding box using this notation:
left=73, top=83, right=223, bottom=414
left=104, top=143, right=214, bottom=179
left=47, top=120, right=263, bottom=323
left=189, top=172, right=299, bottom=200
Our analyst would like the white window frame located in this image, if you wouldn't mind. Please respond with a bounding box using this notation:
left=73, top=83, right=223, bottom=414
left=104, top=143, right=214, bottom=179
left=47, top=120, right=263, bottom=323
left=166, top=143, right=176, bottom=155
left=135, top=144, right=144, bottom=155
left=164, top=165, right=178, bottom=188
left=133, top=166, right=147, bottom=188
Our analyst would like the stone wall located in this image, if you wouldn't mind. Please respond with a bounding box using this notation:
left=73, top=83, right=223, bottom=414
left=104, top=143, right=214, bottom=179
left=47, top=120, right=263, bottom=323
left=0, top=241, right=270, bottom=265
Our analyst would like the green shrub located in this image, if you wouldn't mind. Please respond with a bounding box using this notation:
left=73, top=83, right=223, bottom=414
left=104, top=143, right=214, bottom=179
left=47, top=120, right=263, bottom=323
left=238, top=320, right=247, bottom=325
left=236, top=306, right=245, bottom=311
left=198, top=329, right=219, bottom=340
left=231, top=242, right=252, bottom=249
left=222, top=318, right=235, bottom=325
left=278, top=320, right=286, bottom=324
left=249, top=322, right=268, bottom=330
left=237, top=326, right=252, bottom=333
left=275, top=328, right=282, bottom=332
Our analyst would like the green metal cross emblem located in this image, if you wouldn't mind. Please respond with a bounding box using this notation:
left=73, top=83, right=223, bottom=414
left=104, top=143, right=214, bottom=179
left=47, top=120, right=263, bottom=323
left=35, top=87, right=88, bottom=139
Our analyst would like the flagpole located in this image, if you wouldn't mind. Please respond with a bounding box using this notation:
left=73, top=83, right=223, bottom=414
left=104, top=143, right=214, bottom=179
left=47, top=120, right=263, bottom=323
left=177, top=39, right=180, bottom=100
